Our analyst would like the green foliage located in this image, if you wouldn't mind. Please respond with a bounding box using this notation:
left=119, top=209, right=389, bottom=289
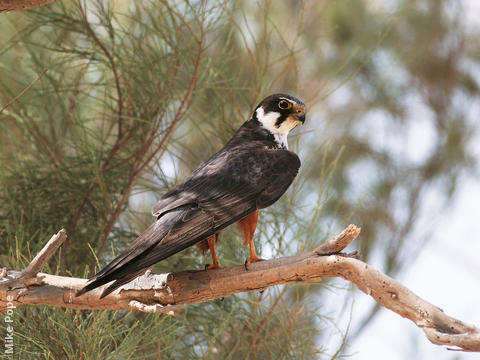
left=0, top=0, right=478, bottom=359
left=9, top=308, right=181, bottom=359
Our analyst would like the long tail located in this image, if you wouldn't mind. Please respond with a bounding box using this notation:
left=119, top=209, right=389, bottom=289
left=77, top=202, right=246, bottom=298
left=76, top=207, right=189, bottom=299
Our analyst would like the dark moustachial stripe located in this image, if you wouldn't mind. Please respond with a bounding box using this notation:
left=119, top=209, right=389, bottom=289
left=274, top=113, right=288, bottom=127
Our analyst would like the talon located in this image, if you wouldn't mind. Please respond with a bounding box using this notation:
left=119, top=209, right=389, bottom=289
left=245, top=256, right=265, bottom=268
left=205, top=263, right=221, bottom=270
left=244, top=256, right=265, bottom=270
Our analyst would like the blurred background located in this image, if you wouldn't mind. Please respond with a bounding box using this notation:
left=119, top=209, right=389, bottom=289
left=0, top=0, right=479, bottom=359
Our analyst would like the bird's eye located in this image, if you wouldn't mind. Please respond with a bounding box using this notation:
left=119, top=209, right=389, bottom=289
left=278, top=100, right=291, bottom=110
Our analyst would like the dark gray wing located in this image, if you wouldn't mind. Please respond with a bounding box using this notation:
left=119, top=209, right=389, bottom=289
left=77, top=147, right=300, bottom=298
left=153, top=147, right=300, bottom=216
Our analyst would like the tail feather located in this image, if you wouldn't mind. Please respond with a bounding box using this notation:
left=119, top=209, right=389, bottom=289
left=76, top=203, right=243, bottom=298
left=98, top=270, right=145, bottom=299
left=76, top=207, right=187, bottom=297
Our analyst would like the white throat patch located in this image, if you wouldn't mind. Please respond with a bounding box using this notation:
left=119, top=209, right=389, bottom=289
left=256, top=107, right=298, bottom=149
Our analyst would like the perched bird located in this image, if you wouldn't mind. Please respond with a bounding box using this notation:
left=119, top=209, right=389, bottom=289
left=77, top=93, right=306, bottom=298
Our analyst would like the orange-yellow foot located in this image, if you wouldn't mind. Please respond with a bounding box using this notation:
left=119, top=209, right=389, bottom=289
left=205, top=263, right=222, bottom=271
left=244, top=256, right=265, bottom=270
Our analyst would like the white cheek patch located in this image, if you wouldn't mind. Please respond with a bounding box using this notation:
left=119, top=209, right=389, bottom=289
left=256, top=107, right=300, bottom=149
left=256, top=107, right=281, bottom=133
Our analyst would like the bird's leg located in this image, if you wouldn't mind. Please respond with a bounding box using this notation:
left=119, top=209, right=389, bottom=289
left=238, top=210, right=264, bottom=269
left=205, top=233, right=221, bottom=270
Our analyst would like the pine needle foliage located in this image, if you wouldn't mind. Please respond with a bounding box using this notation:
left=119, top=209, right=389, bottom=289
left=0, top=0, right=479, bottom=359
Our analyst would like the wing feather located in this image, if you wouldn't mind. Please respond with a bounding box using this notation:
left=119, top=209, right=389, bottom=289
left=78, top=146, right=300, bottom=298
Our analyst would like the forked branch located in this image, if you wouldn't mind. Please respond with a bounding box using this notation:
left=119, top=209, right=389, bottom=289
left=0, top=225, right=479, bottom=352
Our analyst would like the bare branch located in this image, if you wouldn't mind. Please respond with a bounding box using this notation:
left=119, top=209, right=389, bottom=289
left=0, top=69, right=47, bottom=115
left=0, top=229, right=67, bottom=297
left=0, top=0, right=56, bottom=12
left=24, top=229, right=67, bottom=278
left=0, top=225, right=479, bottom=352
left=315, top=224, right=360, bottom=255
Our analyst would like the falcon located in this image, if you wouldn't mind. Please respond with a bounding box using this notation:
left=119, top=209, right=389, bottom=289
left=77, top=93, right=306, bottom=298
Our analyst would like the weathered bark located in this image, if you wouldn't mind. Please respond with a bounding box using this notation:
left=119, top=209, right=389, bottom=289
left=0, top=0, right=56, bottom=12
left=0, top=225, right=479, bottom=351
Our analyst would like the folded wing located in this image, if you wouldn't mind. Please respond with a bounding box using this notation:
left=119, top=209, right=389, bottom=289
left=77, top=147, right=300, bottom=298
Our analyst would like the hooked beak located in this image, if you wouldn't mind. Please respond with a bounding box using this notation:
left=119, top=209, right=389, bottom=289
left=293, top=106, right=306, bottom=123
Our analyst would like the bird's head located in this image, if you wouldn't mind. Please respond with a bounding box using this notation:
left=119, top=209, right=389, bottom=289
left=253, top=94, right=306, bottom=145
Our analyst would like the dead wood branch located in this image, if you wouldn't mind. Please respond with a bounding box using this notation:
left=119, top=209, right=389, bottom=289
left=0, top=225, right=479, bottom=351
left=0, top=0, right=56, bottom=12
left=24, top=229, right=66, bottom=278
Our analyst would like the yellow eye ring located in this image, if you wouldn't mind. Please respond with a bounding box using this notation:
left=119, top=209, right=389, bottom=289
left=278, top=100, right=292, bottom=110
left=295, top=108, right=304, bottom=114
